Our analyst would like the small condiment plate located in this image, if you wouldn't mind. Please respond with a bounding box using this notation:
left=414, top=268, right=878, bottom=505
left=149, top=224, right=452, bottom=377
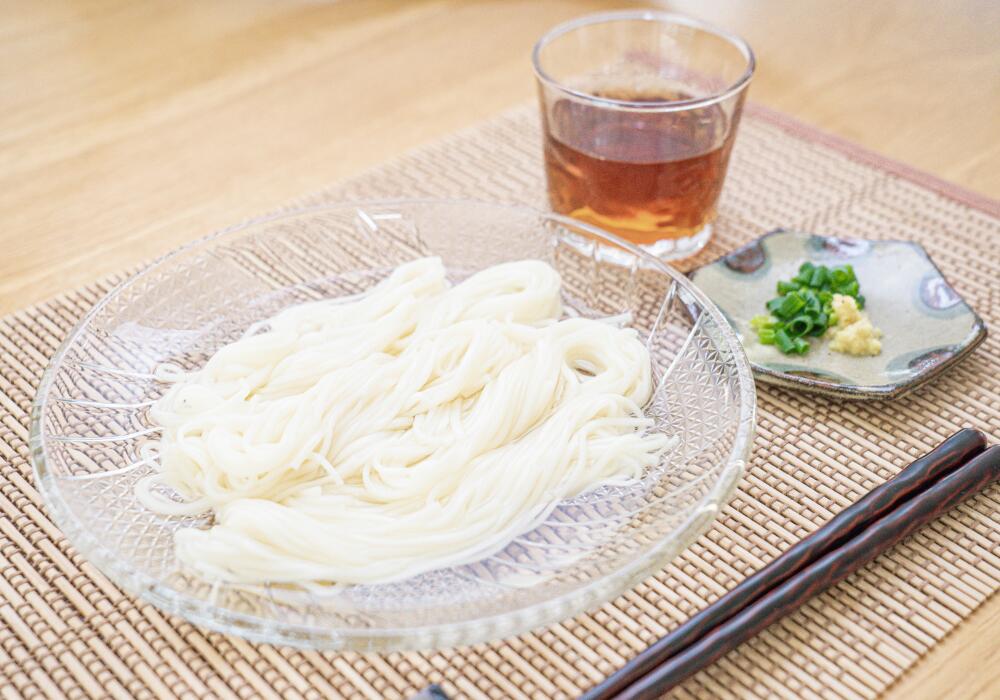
left=690, top=229, right=987, bottom=400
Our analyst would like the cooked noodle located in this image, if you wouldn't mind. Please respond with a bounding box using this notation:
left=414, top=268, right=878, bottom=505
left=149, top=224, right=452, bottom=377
left=137, top=257, right=674, bottom=584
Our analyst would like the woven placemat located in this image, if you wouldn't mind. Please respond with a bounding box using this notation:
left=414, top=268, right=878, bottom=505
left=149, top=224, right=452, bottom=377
left=2, top=103, right=999, bottom=700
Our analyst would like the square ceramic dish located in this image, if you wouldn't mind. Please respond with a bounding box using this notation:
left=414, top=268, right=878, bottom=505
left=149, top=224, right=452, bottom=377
left=690, top=229, right=987, bottom=400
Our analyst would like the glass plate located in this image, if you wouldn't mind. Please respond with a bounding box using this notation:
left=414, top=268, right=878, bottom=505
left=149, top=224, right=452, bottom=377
left=30, top=200, right=755, bottom=650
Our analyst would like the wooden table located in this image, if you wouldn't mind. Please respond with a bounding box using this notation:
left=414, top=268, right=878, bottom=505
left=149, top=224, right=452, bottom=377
left=2, top=1, right=998, bottom=697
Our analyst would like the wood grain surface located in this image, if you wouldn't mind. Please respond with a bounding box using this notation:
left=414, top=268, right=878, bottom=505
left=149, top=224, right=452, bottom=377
left=2, top=1, right=998, bottom=698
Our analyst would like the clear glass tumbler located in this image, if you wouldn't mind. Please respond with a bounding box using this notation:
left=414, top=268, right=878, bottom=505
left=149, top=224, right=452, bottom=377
left=533, top=11, right=755, bottom=260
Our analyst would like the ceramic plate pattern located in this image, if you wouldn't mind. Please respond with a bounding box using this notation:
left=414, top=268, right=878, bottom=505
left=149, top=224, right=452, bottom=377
left=690, top=229, right=987, bottom=400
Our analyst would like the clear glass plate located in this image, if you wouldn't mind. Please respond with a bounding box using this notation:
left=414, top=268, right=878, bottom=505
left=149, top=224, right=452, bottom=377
left=30, top=200, right=755, bottom=650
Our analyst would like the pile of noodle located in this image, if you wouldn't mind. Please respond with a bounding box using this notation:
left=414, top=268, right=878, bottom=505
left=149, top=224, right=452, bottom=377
left=137, top=257, right=673, bottom=585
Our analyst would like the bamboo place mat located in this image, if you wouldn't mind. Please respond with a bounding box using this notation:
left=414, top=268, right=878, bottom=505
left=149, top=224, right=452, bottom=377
left=3, top=103, right=1000, bottom=700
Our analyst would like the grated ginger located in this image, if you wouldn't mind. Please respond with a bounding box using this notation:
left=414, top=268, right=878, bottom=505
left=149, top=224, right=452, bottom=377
left=828, top=294, right=882, bottom=356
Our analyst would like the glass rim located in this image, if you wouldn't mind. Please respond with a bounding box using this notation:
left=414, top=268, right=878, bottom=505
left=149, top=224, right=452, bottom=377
left=532, top=10, right=756, bottom=112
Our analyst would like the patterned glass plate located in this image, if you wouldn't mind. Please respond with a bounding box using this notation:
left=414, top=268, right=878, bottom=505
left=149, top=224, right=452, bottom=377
left=30, top=200, right=755, bottom=650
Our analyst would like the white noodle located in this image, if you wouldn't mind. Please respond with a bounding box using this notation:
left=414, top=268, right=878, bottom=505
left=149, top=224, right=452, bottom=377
left=137, top=257, right=674, bottom=585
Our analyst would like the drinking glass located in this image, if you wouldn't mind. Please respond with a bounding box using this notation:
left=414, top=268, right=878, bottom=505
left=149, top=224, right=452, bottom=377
left=533, top=11, right=755, bottom=260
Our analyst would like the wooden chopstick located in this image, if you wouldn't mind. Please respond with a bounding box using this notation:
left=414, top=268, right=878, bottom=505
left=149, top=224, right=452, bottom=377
left=582, top=427, right=986, bottom=699
left=411, top=430, right=988, bottom=700
left=613, top=443, right=1000, bottom=699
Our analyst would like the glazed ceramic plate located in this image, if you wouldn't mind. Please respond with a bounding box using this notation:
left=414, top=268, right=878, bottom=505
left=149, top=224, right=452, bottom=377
left=690, top=229, right=987, bottom=400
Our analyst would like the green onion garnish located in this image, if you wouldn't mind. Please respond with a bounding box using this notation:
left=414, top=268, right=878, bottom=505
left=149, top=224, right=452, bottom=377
left=750, top=260, right=867, bottom=356
left=785, top=314, right=815, bottom=337
left=775, top=328, right=796, bottom=354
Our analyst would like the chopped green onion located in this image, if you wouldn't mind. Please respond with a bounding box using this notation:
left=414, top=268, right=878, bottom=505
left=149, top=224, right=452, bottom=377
left=775, top=328, right=796, bottom=354
left=809, top=266, right=829, bottom=288
left=794, top=262, right=815, bottom=285
left=769, top=293, right=806, bottom=319
left=804, top=293, right=822, bottom=314
left=786, top=315, right=815, bottom=337
left=752, top=259, right=868, bottom=355
left=836, top=279, right=860, bottom=297
left=830, top=266, right=854, bottom=287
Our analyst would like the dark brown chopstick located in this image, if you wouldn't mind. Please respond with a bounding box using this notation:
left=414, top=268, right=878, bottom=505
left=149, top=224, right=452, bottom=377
left=615, top=444, right=1000, bottom=699
left=582, top=427, right=986, bottom=700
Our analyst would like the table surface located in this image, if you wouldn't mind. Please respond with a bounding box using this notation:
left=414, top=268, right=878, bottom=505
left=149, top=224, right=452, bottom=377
left=2, top=1, right=998, bottom=697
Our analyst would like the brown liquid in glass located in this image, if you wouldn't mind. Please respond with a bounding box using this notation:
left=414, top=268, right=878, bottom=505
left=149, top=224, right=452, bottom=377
left=543, top=89, right=736, bottom=245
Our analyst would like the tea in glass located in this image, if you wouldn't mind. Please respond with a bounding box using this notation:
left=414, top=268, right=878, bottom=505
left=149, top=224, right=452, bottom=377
left=534, top=12, right=754, bottom=260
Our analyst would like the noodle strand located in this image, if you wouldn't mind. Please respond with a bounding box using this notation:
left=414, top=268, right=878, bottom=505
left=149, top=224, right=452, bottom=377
left=138, top=257, right=674, bottom=585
